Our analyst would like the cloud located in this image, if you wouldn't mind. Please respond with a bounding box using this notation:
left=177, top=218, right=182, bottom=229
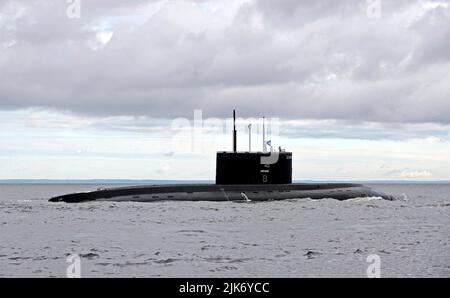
left=156, top=164, right=171, bottom=174
left=400, top=169, right=433, bottom=178
left=281, top=119, right=450, bottom=140
left=0, top=0, right=449, bottom=124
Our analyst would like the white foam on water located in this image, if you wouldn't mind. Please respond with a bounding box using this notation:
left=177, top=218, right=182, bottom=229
left=16, top=199, right=33, bottom=203
left=346, top=196, right=384, bottom=202
left=400, top=193, right=409, bottom=201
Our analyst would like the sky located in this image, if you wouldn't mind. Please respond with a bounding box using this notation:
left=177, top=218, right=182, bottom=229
left=0, top=0, right=449, bottom=181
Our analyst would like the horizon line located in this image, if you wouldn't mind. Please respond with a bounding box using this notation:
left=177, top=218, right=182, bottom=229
left=1, top=179, right=449, bottom=184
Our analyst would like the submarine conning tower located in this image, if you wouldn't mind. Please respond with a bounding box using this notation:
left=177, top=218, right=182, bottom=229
left=215, top=110, right=292, bottom=185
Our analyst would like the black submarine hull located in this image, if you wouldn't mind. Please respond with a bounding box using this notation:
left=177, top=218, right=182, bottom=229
left=49, top=183, right=394, bottom=203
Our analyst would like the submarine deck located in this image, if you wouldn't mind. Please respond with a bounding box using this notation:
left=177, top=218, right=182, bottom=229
left=49, top=183, right=394, bottom=203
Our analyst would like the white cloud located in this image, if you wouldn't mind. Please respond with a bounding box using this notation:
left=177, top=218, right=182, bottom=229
left=400, top=170, right=433, bottom=178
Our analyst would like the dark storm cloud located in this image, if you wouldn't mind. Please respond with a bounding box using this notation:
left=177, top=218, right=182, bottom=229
left=0, top=0, right=449, bottom=123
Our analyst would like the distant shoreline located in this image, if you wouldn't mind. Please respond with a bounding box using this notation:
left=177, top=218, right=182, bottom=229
left=0, top=179, right=212, bottom=185
left=1, top=179, right=449, bottom=184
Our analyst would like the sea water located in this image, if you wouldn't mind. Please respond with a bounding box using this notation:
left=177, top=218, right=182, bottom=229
left=0, top=183, right=448, bottom=277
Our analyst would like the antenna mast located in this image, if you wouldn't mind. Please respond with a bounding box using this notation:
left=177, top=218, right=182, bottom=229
left=233, top=110, right=237, bottom=152
left=262, top=116, right=267, bottom=153
left=248, top=124, right=252, bottom=152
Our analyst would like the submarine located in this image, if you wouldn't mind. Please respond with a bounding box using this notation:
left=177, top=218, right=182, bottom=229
left=49, top=110, right=394, bottom=203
